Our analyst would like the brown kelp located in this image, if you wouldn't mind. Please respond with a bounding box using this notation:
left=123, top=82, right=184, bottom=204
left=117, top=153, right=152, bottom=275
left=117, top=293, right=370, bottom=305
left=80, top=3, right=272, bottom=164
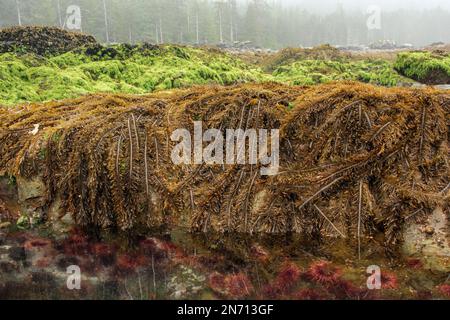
left=0, top=82, right=448, bottom=252
left=0, top=26, right=97, bottom=56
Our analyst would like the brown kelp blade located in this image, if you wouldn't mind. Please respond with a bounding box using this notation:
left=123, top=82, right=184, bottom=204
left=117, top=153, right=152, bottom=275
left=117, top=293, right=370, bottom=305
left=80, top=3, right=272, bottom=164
left=0, top=82, right=448, bottom=251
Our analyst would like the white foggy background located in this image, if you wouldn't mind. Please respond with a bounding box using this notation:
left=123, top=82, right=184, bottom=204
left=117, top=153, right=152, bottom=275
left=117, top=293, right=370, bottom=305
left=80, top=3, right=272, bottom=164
left=274, top=0, right=450, bottom=11
left=1, top=0, right=450, bottom=48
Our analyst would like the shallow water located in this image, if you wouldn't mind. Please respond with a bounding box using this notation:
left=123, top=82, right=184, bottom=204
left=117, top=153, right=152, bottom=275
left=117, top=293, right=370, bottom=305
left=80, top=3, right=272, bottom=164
left=409, top=83, right=450, bottom=90
left=0, top=225, right=449, bottom=300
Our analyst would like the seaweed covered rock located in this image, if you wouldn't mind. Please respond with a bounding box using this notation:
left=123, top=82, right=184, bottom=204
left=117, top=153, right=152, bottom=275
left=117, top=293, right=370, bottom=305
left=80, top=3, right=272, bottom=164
left=264, top=83, right=449, bottom=250
left=0, top=26, right=97, bottom=56
left=263, top=45, right=408, bottom=87
left=261, top=45, right=348, bottom=72
left=80, top=43, right=160, bottom=60
left=0, top=45, right=264, bottom=106
left=272, top=59, right=405, bottom=87
left=395, top=51, right=450, bottom=85
left=0, top=82, right=448, bottom=253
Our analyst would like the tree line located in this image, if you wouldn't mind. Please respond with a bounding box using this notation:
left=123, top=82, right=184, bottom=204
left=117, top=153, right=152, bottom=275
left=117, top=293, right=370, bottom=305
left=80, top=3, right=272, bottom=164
left=1, top=0, right=450, bottom=48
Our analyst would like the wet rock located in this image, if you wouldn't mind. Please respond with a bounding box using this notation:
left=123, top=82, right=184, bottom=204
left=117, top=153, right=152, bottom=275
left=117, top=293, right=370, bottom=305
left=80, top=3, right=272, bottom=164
left=0, top=197, right=13, bottom=224
left=0, top=245, right=12, bottom=255
left=60, top=213, right=75, bottom=226
left=139, top=237, right=173, bottom=260
left=92, top=243, right=116, bottom=267
left=24, top=237, right=55, bottom=266
left=0, top=221, right=11, bottom=229
left=17, top=176, right=46, bottom=203
left=0, top=175, right=17, bottom=198
left=421, top=226, right=435, bottom=236
left=51, top=213, right=75, bottom=233
left=27, top=271, right=58, bottom=295
left=0, top=260, right=18, bottom=274
left=101, top=280, right=120, bottom=299
left=403, top=207, right=450, bottom=272
left=8, top=246, right=26, bottom=262
left=14, top=176, right=47, bottom=230
left=56, top=255, right=80, bottom=271
left=46, top=198, right=75, bottom=233
left=168, top=265, right=206, bottom=299
left=0, top=199, right=9, bottom=214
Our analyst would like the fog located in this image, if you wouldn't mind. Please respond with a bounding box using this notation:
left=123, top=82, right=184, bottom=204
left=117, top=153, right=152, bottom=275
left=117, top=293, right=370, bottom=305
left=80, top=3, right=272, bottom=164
left=272, top=0, right=450, bottom=11
left=1, top=0, right=450, bottom=48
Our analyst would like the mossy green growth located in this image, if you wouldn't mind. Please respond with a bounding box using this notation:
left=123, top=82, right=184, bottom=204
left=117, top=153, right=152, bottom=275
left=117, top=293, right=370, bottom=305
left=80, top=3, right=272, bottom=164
left=0, top=44, right=418, bottom=106
left=394, top=51, right=450, bottom=84
left=0, top=45, right=266, bottom=106
left=16, top=214, right=31, bottom=230
left=272, top=59, right=408, bottom=87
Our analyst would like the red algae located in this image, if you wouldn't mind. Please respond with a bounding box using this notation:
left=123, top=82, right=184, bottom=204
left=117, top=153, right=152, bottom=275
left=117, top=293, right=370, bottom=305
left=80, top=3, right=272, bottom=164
left=225, top=273, right=253, bottom=299
left=139, top=238, right=170, bottom=259
left=329, top=279, right=362, bottom=299
left=23, top=236, right=56, bottom=268
left=92, top=243, right=115, bottom=255
left=260, top=262, right=302, bottom=298
left=61, top=231, right=91, bottom=256
left=380, top=271, right=398, bottom=290
left=116, top=254, right=139, bottom=273
left=115, top=253, right=147, bottom=274
left=208, top=272, right=227, bottom=296
left=437, top=284, right=450, bottom=298
left=295, top=288, right=329, bottom=300
left=277, top=262, right=301, bottom=283
left=35, top=257, right=52, bottom=268
left=194, top=254, right=227, bottom=270
left=262, top=284, right=279, bottom=299
left=24, top=238, right=52, bottom=250
left=416, top=290, right=433, bottom=300
left=250, top=244, right=270, bottom=263
left=273, top=262, right=301, bottom=294
left=405, top=258, right=423, bottom=269
left=90, top=243, right=116, bottom=269
left=208, top=272, right=253, bottom=299
left=307, top=261, right=342, bottom=286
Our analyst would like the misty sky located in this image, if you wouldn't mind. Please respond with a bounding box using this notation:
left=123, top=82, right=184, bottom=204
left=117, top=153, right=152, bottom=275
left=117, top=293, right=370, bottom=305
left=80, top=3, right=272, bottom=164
left=269, top=0, right=450, bottom=12
left=2, top=0, right=450, bottom=47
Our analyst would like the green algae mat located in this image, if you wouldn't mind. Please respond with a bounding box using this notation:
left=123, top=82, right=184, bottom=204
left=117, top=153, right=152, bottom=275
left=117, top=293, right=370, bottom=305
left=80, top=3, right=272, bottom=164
left=0, top=26, right=418, bottom=107
left=0, top=45, right=265, bottom=106
left=395, top=51, right=450, bottom=84
left=0, top=45, right=414, bottom=107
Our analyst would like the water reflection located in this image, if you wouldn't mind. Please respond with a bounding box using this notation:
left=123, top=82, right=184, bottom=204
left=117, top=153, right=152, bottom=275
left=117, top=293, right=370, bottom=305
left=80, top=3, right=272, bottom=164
left=0, top=227, right=449, bottom=300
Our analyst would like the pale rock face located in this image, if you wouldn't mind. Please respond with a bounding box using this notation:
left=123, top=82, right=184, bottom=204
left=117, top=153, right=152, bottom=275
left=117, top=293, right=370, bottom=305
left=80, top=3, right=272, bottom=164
left=15, top=176, right=47, bottom=226
left=47, top=197, right=63, bottom=222
left=48, top=197, right=75, bottom=233
left=16, top=176, right=47, bottom=204
left=402, top=207, right=450, bottom=272
left=0, top=176, right=17, bottom=199
left=3, top=175, right=75, bottom=232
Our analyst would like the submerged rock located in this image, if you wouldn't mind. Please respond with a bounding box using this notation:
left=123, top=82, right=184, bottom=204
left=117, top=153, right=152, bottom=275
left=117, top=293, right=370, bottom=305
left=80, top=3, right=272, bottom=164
left=403, top=207, right=450, bottom=272
left=16, top=176, right=46, bottom=206
left=168, top=265, right=206, bottom=299
left=0, top=221, right=11, bottom=229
